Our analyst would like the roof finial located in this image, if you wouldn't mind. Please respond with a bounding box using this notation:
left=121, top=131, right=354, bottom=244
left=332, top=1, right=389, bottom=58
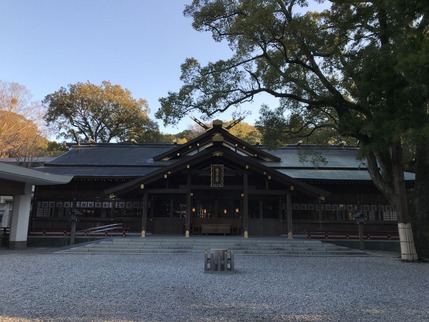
left=225, top=117, right=245, bottom=130
left=190, top=116, right=209, bottom=130
left=212, top=119, right=223, bottom=128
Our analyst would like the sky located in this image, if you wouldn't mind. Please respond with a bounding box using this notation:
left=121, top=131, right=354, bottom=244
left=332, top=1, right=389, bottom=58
left=0, top=0, right=325, bottom=135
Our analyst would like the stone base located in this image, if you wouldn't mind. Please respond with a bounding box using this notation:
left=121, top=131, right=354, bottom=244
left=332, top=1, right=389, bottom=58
left=8, top=240, right=27, bottom=250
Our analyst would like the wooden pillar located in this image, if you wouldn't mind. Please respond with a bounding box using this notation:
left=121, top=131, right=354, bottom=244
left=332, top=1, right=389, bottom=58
left=279, top=199, right=284, bottom=236
left=141, top=192, right=148, bottom=237
left=318, top=201, right=323, bottom=230
left=185, top=173, right=191, bottom=237
left=149, top=198, right=154, bottom=225
left=70, top=198, right=77, bottom=246
left=286, top=192, right=293, bottom=239
left=169, top=198, right=174, bottom=233
left=214, top=199, right=219, bottom=218
left=110, top=199, right=116, bottom=221
left=169, top=198, right=174, bottom=218
left=243, top=173, right=249, bottom=238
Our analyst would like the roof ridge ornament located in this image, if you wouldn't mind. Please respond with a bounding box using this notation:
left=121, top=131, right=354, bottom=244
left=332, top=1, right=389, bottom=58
left=190, top=116, right=210, bottom=130
left=224, top=117, right=245, bottom=130
left=212, top=133, right=224, bottom=142
left=153, top=116, right=281, bottom=162
left=190, top=117, right=245, bottom=131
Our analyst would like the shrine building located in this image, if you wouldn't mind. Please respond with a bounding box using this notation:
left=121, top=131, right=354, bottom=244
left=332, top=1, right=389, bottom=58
left=33, top=120, right=412, bottom=238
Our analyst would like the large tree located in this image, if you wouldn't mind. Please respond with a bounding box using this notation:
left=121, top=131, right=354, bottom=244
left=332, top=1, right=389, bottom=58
left=157, top=0, right=429, bottom=260
left=0, top=80, right=44, bottom=120
left=0, top=110, right=48, bottom=163
left=44, top=81, right=160, bottom=144
left=0, top=81, right=48, bottom=165
left=394, top=0, right=429, bottom=259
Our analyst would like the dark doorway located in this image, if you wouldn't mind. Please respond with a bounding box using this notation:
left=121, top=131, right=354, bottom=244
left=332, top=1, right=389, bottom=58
left=191, top=197, right=242, bottom=235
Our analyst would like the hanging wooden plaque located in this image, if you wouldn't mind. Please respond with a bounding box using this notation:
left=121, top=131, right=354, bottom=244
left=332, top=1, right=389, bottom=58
left=211, top=164, right=224, bottom=187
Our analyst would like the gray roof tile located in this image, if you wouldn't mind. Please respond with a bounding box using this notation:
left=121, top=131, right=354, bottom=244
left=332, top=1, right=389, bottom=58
left=38, top=143, right=415, bottom=182
left=263, top=146, right=366, bottom=168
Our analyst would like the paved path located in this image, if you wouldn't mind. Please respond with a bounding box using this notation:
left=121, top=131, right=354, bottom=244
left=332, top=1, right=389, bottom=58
left=0, top=248, right=427, bottom=321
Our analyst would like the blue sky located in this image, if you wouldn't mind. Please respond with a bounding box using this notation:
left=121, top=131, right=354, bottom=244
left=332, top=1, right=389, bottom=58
left=0, top=0, right=325, bottom=134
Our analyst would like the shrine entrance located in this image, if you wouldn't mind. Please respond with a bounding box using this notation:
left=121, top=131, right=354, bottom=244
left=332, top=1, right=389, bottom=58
left=193, top=198, right=241, bottom=219
left=104, top=120, right=328, bottom=238
left=148, top=194, right=243, bottom=235
left=191, top=196, right=243, bottom=235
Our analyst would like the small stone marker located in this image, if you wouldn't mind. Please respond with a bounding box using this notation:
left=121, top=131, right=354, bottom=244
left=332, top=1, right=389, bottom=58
left=204, top=249, right=234, bottom=272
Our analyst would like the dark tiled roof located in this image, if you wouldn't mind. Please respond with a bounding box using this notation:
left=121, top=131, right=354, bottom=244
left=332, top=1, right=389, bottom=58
left=263, top=146, right=367, bottom=169
left=46, top=144, right=174, bottom=167
left=38, top=142, right=415, bottom=182
left=279, top=169, right=415, bottom=181
left=36, top=166, right=161, bottom=177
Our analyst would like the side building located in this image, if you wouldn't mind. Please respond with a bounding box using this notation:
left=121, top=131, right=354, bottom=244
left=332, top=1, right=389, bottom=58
left=33, top=120, right=413, bottom=238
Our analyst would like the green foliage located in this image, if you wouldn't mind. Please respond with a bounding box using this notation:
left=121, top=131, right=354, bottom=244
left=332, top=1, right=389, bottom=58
left=257, top=103, right=357, bottom=147
left=158, top=0, right=429, bottom=152
left=44, top=81, right=160, bottom=143
left=46, top=141, right=69, bottom=157
left=225, top=120, right=262, bottom=144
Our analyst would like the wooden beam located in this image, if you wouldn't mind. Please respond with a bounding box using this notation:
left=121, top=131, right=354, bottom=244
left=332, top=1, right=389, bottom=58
left=248, top=189, right=292, bottom=196
left=179, top=185, right=255, bottom=190
left=144, top=188, right=187, bottom=194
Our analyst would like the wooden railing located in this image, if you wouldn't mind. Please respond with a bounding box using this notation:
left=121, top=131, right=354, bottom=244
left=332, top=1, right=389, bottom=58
left=28, top=229, right=69, bottom=236
left=306, top=231, right=399, bottom=240
left=78, top=223, right=127, bottom=236
left=29, top=223, right=128, bottom=237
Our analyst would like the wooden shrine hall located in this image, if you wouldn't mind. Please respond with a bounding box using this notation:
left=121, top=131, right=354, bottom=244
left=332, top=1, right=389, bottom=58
left=33, top=120, right=411, bottom=238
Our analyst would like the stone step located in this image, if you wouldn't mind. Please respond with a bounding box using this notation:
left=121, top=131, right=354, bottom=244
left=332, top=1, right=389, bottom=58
left=95, top=241, right=334, bottom=246
left=61, top=247, right=363, bottom=256
left=91, top=246, right=336, bottom=251
left=83, top=243, right=344, bottom=251
left=97, top=240, right=337, bottom=247
left=57, top=236, right=367, bottom=256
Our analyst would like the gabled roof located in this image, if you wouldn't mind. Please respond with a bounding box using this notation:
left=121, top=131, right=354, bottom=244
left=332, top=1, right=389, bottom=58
left=105, top=144, right=328, bottom=199
left=153, top=120, right=280, bottom=162
left=38, top=143, right=170, bottom=178
left=36, top=120, right=414, bottom=184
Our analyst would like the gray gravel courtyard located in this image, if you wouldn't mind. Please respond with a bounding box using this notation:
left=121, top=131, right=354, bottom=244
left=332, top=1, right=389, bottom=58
left=0, top=249, right=428, bottom=322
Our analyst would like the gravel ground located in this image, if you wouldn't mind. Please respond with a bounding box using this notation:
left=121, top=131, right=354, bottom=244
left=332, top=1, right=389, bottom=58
left=0, top=250, right=428, bottom=322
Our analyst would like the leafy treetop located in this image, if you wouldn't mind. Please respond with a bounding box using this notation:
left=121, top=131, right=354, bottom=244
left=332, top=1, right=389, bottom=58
left=44, top=81, right=160, bottom=144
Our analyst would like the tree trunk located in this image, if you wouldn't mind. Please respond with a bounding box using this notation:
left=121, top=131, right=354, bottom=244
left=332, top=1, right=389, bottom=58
left=414, top=138, right=429, bottom=260
left=366, top=142, right=418, bottom=261
left=392, top=142, right=418, bottom=261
